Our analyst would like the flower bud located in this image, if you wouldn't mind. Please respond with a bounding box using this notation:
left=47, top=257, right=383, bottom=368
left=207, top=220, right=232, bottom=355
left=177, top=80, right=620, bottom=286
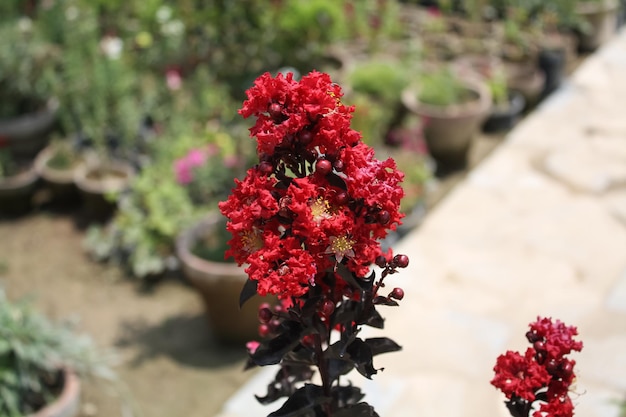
left=268, top=102, right=282, bottom=120
left=393, top=254, right=409, bottom=268
left=302, top=334, right=316, bottom=349
left=258, top=161, right=274, bottom=175
left=320, top=300, right=335, bottom=317
left=258, top=307, right=273, bottom=323
left=526, top=330, right=541, bottom=343
left=389, top=287, right=404, bottom=300
left=335, top=191, right=349, bottom=205
left=298, top=130, right=313, bottom=145
left=533, top=341, right=546, bottom=353
left=315, top=159, right=332, bottom=176
left=258, top=324, right=271, bottom=338
left=378, top=210, right=391, bottom=225
left=375, top=255, right=387, bottom=268
left=559, top=361, right=574, bottom=379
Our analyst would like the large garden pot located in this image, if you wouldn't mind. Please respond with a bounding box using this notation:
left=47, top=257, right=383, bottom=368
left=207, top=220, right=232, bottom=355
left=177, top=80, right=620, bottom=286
left=34, top=144, right=83, bottom=206
left=0, top=99, right=58, bottom=158
left=576, top=0, right=620, bottom=52
left=401, top=79, right=491, bottom=169
left=0, top=162, right=39, bottom=217
left=74, top=159, right=134, bottom=223
left=175, top=214, right=271, bottom=345
left=28, top=369, right=80, bottom=417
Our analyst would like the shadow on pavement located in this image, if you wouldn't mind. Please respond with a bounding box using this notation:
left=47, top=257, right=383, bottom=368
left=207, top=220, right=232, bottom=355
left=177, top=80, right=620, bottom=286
left=115, top=313, right=248, bottom=369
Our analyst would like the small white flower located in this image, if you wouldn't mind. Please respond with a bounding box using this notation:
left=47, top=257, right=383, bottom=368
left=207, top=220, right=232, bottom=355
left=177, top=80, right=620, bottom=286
left=65, top=6, right=79, bottom=21
left=156, top=6, right=172, bottom=23
left=161, top=20, right=184, bottom=37
left=17, top=17, right=32, bottom=33
left=100, top=36, right=123, bottom=60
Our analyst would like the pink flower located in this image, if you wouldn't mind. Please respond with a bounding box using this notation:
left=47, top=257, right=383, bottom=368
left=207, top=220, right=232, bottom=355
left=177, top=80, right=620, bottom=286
left=173, top=148, right=208, bottom=184
left=166, top=68, right=182, bottom=91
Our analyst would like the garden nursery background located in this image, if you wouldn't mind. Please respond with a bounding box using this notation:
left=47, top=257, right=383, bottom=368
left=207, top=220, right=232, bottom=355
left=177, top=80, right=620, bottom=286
left=1, top=0, right=625, bottom=417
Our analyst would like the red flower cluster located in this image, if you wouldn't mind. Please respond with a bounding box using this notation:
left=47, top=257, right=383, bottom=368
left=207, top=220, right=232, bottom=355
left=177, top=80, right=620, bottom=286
left=219, top=71, right=405, bottom=299
left=491, top=317, right=583, bottom=417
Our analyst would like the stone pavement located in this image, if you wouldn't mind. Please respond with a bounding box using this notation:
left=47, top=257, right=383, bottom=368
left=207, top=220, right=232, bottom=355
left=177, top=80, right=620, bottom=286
left=216, top=29, right=626, bottom=417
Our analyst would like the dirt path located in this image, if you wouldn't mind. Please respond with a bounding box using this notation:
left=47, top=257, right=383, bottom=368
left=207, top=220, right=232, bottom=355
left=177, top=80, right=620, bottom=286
left=0, top=211, right=258, bottom=417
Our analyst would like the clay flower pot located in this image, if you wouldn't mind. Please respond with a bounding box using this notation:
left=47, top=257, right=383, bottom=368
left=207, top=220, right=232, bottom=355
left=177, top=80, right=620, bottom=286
left=74, top=159, right=135, bottom=223
left=28, top=369, right=81, bottom=417
left=0, top=161, right=39, bottom=216
left=34, top=144, right=83, bottom=206
left=175, top=213, right=271, bottom=344
left=576, top=0, right=620, bottom=52
left=401, top=78, right=491, bottom=169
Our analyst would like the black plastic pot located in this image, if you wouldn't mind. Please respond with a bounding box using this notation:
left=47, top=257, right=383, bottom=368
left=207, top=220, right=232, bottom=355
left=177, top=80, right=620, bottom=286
left=538, top=48, right=567, bottom=98
left=482, top=91, right=526, bottom=133
left=0, top=99, right=58, bottom=158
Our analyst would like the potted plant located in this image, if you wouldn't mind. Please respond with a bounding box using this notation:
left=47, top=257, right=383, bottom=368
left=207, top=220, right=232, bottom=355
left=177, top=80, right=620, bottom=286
left=33, top=138, right=85, bottom=206
left=0, top=289, right=115, bottom=417
left=575, top=0, right=621, bottom=52
left=401, top=67, right=491, bottom=169
left=344, top=60, right=411, bottom=146
left=219, top=70, right=409, bottom=416
left=82, top=161, right=196, bottom=282
left=0, top=148, right=39, bottom=217
left=0, top=18, right=60, bottom=158
left=483, top=67, right=526, bottom=133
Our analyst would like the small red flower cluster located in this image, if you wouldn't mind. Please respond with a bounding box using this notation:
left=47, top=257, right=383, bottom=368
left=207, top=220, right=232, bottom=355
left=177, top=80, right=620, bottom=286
left=219, top=71, right=405, bottom=299
left=491, top=317, right=583, bottom=417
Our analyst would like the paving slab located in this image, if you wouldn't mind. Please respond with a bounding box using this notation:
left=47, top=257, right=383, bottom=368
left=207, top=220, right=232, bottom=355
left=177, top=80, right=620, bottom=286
left=216, top=28, right=626, bottom=417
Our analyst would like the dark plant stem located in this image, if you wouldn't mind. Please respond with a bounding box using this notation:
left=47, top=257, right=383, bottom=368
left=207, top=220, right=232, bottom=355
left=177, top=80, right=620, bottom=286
left=314, top=332, right=332, bottom=416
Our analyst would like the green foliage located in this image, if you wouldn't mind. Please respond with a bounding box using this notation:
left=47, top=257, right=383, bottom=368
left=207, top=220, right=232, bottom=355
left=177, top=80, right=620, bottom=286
left=348, top=61, right=409, bottom=104
left=0, top=150, right=16, bottom=179
left=83, top=125, right=255, bottom=279
left=418, top=69, right=474, bottom=107
left=44, top=139, right=83, bottom=170
left=24, top=0, right=141, bottom=156
left=0, top=290, right=115, bottom=417
left=0, top=18, right=59, bottom=118
left=83, top=166, right=196, bottom=279
left=487, top=68, right=509, bottom=107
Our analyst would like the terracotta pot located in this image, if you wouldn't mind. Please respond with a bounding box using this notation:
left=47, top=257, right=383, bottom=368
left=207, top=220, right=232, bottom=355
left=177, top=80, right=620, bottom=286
left=576, top=0, right=620, bottom=52
left=28, top=369, right=80, bottom=417
left=34, top=144, right=83, bottom=205
left=401, top=78, right=491, bottom=169
left=0, top=99, right=58, bottom=158
left=74, top=159, right=134, bottom=223
left=0, top=162, right=39, bottom=216
left=175, top=214, right=271, bottom=344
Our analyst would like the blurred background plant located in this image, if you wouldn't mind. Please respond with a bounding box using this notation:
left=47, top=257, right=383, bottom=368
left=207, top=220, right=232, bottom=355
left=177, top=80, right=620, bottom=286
left=0, top=288, right=116, bottom=416
left=83, top=125, right=255, bottom=280
left=0, top=16, right=59, bottom=119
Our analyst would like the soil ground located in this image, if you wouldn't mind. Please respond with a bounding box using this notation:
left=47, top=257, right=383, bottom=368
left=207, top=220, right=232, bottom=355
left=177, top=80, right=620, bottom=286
left=0, top=211, right=258, bottom=417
